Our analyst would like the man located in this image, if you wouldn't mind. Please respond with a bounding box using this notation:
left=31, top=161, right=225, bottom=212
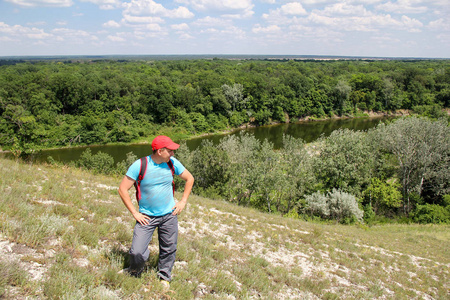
left=118, top=135, right=194, bottom=286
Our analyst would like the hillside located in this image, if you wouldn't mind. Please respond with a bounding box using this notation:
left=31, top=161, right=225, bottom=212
left=0, top=157, right=449, bottom=299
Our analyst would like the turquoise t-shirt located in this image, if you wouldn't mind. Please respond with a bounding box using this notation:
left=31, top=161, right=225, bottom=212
left=126, top=156, right=185, bottom=217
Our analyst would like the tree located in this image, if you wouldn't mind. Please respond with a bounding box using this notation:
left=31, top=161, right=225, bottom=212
left=251, top=139, right=281, bottom=212
left=222, top=83, right=247, bottom=112
left=377, top=117, right=450, bottom=214
left=335, top=80, right=352, bottom=115
left=191, top=140, right=231, bottom=197
left=219, top=133, right=261, bottom=205
left=314, top=128, right=376, bottom=196
left=363, top=178, right=402, bottom=215
left=280, top=135, right=316, bottom=213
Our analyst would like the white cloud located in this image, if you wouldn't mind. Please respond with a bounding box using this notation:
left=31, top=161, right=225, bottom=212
left=0, top=22, right=53, bottom=39
left=193, top=16, right=232, bottom=27
left=280, top=2, right=307, bottom=16
left=200, top=28, right=218, bottom=34
left=401, top=15, right=423, bottom=32
left=178, top=32, right=194, bottom=39
left=180, top=0, right=253, bottom=12
left=376, top=0, right=428, bottom=14
left=133, top=28, right=168, bottom=39
left=303, top=4, right=425, bottom=33
left=123, top=0, right=194, bottom=18
left=4, top=0, right=73, bottom=7
left=146, top=23, right=162, bottom=31
left=288, top=24, right=343, bottom=40
left=428, top=18, right=450, bottom=31
left=428, top=0, right=450, bottom=5
left=252, top=24, right=281, bottom=34
left=123, top=0, right=167, bottom=15
left=218, top=26, right=246, bottom=39
left=52, top=28, right=99, bottom=42
left=0, top=36, right=16, bottom=42
left=222, top=7, right=254, bottom=19
left=308, top=13, right=341, bottom=27
left=435, top=33, right=450, bottom=44
left=307, top=12, right=410, bottom=32
left=297, top=0, right=345, bottom=5
left=370, top=35, right=401, bottom=43
left=321, top=3, right=370, bottom=16
left=122, top=15, right=165, bottom=24
left=171, top=23, right=190, bottom=30
left=262, top=3, right=307, bottom=26
left=346, top=0, right=384, bottom=4
left=177, top=0, right=254, bottom=19
left=81, top=0, right=122, bottom=10
left=107, top=35, right=126, bottom=42
left=171, top=6, right=195, bottom=18
left=103, top=20, right=121, bottom=28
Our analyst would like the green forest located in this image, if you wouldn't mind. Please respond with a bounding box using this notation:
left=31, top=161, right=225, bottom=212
left=1, top=58, right=449, bottom=224
left=1, top=58, right=449, bottom=153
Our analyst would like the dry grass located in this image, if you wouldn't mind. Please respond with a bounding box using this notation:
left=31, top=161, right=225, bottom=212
left=0, top=157, right=449, bottom=299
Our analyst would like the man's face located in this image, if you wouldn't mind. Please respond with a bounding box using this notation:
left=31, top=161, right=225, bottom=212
left=159, top=148, right=174, bottom=162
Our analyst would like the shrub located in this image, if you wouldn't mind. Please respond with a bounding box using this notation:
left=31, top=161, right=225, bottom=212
left=412, top=204, right=450, bottom=224
left=229, top=111, right=248, bottom=127
left=189, top=112, right=210, bottom=133
left=363, top=203, right=376, bottom=225
left=412, top=104, right=447, bottom=119
left=305, top=189, right=363, bottom=223
left=305, top=191, right=330, bottom=218
left=76, top=148, right=115, bottom=174
left=116, top=151, right=138, bottom=174
left=328, top=189, right=364, bottom=222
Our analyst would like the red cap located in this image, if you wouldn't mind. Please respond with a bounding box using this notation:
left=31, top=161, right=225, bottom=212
left=151, top=135, right=180, bottom=151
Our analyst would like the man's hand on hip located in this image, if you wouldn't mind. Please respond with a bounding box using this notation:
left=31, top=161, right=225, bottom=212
left=172, top=200, right=187, bottom=215
left=133, top=211, right=151, bottom=225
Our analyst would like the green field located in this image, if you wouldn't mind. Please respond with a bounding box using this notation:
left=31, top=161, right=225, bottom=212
left=1, top=157, right=448, bottom=299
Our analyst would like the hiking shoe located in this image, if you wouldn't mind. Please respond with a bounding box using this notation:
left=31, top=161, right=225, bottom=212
left=160, top=280, right=170, bottom=291
left=120, top=267, right=143, bottom=278
left=129, top=269, right=143, bottom=278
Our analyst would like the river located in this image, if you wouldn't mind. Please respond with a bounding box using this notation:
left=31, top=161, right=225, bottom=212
left=11, top=116, right=394, bottom=164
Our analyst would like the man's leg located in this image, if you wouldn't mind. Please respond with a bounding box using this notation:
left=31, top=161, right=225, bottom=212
left=129, top=220, right=157, bottom=276
left=157, top=213, right=178, bottom=282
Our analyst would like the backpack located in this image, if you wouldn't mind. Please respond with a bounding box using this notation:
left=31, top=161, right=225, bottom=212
left=134, top=157, right=175, bottom=202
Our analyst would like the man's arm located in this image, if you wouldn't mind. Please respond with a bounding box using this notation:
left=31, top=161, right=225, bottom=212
left=172, top=169, right=194, bottom=215
left=118, top=175, right=150, bottom=225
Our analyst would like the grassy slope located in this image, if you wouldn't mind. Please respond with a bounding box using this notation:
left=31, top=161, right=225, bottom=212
left=0, top=157, right=448, bottom=299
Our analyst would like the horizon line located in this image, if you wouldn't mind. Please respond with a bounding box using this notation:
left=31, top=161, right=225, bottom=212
left=0, top=54, right=449, bottom=60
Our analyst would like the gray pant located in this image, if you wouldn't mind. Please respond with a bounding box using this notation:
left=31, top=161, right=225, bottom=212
left=129, top=213, right=178, bottom=282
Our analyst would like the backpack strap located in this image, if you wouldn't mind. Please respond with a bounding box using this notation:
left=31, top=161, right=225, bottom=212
left=167, top=158, right=175, bottom=196
left=134, top=157, right=148, bottom=202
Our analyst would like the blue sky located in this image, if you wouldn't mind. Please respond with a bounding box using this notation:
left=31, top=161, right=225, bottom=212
left=0, top=0, right=449, bottom=58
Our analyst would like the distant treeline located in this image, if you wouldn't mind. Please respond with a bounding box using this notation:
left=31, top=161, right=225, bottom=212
left=1, top=59, right=449, bottom=154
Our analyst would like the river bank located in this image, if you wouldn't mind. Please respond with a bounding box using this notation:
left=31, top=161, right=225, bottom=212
left=0, top=109, right=430, bottom=156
